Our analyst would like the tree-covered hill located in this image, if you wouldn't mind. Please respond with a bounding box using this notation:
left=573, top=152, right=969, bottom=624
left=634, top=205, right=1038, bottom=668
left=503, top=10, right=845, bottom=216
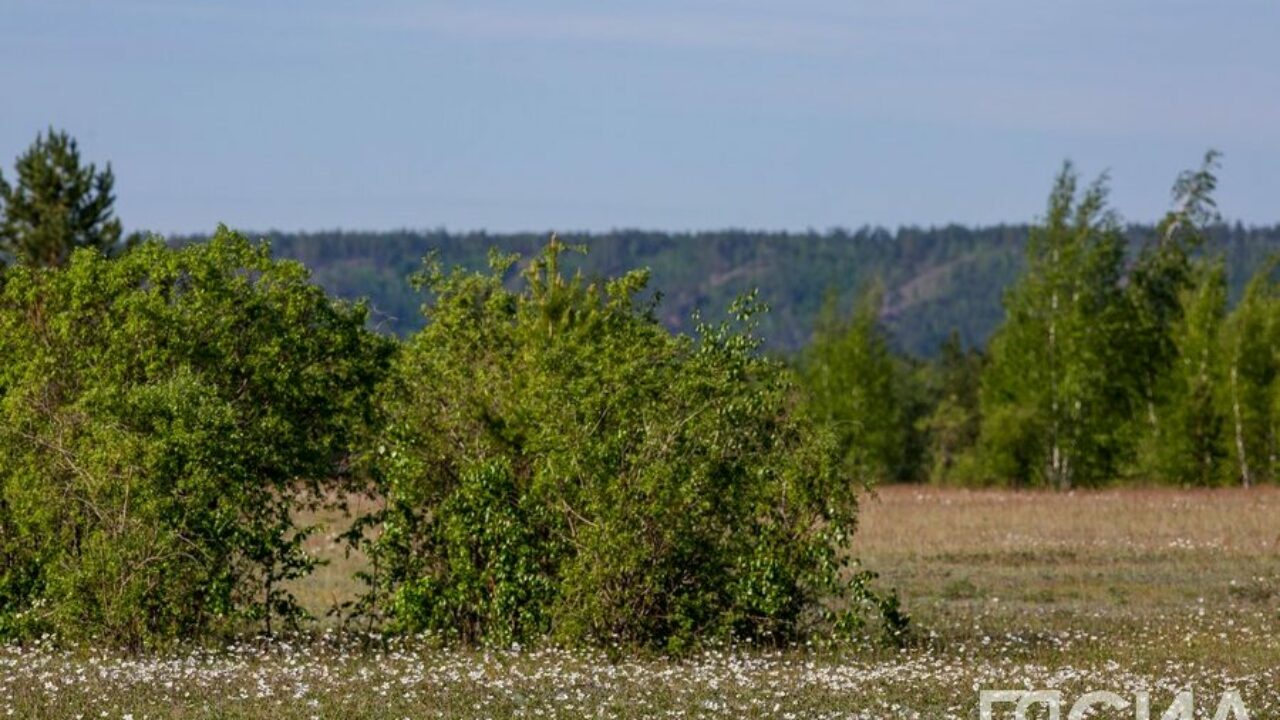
left=173, top=223, right=1280, bottom=356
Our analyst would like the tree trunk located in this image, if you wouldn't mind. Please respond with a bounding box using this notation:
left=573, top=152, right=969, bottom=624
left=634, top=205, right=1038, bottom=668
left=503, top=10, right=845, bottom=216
left=1049, top=287, right=1067, bottom=489
left=1230, top=365, right=1253, bottom=488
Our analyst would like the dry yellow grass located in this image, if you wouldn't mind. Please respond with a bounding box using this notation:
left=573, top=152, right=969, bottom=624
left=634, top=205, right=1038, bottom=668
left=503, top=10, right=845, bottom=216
left=288, top=494, right=379, bottom=620
left=854, top=485, right=1280, bottom=668
left=855, top=484, right=1280, bottom=556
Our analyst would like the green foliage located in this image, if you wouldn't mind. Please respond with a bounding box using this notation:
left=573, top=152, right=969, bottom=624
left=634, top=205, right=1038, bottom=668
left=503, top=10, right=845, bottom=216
left=353, top=238, right=891, bottom=651
left=976, top=165, right=1135, bottom=488
left=1132, top=261, right=1229, bottom=485
left=1125, top=152, right=1224, bottom=483
left=972, top=151, right=1280, bottom=489
left=1218, top=257, right=1280, bottom=487
left=798, top=285, right=918, bottom=482
left=0, top=228, right=391, bottom=646
left=918, top=332, right=984, bottom=483
left=1123, top=152, right=1280, bottom=488
left=0, top=128, right=135, bottom=269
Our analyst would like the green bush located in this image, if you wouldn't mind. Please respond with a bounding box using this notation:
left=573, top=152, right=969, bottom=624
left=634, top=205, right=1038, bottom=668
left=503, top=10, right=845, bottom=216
left=0, top=228, right=391, bottom=646
left=352, top=240, right=899, bottom=651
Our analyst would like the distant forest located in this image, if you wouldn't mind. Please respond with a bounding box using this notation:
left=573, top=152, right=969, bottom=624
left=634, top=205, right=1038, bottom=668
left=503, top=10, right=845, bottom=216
left=175, top=223, right=1280, bottom=356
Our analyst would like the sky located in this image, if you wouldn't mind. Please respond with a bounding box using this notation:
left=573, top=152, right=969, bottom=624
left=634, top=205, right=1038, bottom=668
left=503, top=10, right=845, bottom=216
left=2, top=1, right=1277, bottom=235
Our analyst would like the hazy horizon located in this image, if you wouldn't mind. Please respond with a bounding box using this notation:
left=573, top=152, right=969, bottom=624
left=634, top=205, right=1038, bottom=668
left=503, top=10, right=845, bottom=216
left=5, top=1, right=1278, bottom=235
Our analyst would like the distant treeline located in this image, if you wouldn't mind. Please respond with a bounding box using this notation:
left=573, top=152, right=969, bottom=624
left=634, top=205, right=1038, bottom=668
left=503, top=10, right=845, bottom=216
left=174, top=222, right=1280, bottom=356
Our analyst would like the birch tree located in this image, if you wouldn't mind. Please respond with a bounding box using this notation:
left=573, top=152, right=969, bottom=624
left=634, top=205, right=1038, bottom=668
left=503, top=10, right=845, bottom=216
left=977, top=165, right=1132, bottom=488
left=1219, top=258, right=1279, bottom=487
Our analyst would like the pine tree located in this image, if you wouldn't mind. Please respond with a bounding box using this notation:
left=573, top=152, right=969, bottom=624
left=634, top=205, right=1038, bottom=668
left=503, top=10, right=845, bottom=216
left=0, top=128, right=125, bottom=268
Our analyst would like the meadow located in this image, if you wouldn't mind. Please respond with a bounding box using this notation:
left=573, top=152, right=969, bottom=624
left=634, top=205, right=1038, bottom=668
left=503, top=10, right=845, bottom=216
left=3, top=485, right=1277, bottom=719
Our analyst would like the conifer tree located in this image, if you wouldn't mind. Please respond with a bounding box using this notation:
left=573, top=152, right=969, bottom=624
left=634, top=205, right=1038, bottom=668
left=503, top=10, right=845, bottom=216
left=0, top=128, right=126, bottom=268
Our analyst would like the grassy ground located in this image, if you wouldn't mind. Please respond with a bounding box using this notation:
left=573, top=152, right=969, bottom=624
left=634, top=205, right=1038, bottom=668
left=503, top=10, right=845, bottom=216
left=4, top=486, right=1279, bottom=718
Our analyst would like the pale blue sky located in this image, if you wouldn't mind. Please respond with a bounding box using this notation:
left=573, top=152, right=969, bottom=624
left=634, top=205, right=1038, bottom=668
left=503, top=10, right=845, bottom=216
left=3, top=1, right=1277, bottom=234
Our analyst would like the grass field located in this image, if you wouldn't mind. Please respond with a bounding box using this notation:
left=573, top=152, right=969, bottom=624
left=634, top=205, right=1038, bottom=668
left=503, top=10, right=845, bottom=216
left=4, top=486, right=1279, bottom=718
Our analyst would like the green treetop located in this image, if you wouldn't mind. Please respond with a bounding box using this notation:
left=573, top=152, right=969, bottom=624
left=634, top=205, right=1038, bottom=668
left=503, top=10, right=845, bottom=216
left=0, top=128, right=127, bottom=268
left=977, top=165, right=1133, bottom=488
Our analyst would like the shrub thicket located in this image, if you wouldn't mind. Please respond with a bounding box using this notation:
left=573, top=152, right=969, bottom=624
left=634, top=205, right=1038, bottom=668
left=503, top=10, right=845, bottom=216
left=0, top=229, right=391, bottom=646
left=350, top=240, right=900, bottom=652
left=0, top=223, right=899, bottom=650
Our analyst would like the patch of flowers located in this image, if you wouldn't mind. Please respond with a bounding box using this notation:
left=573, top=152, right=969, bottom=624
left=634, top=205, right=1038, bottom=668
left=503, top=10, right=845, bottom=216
left=3, top=612, right=1279, bottom=720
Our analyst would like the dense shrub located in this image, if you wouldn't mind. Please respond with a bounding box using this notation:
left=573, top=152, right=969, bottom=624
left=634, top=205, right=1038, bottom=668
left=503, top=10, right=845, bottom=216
left=0, top=229, right=391, bottom=646
left=351, top=240, right=899, bottom=652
